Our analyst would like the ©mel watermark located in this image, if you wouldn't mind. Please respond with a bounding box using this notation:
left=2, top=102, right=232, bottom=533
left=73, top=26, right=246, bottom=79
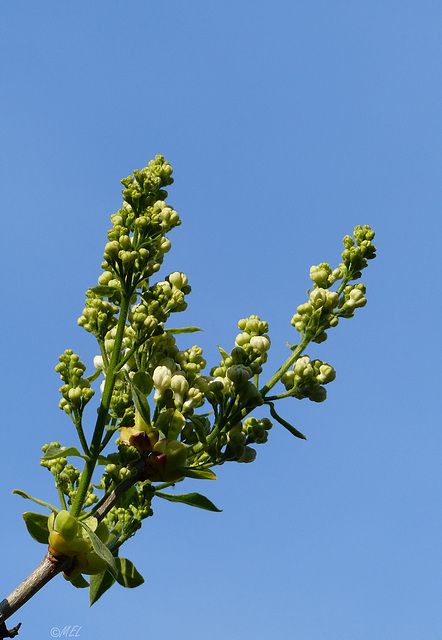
left=50, top=625, right=82, bottom=637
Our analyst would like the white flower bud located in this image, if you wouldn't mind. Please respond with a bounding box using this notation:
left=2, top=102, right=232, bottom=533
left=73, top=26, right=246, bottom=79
left=348, top=289, right=367, bottom=308
left=152, top=365, right=172, bottom=399
left=93, top=355, right=104, bottom=369
left=169, top=271, right=188, bottom=289
left=310, top=288, right=327, bottom=310
left=170, top=374, right=189, bottom=405
left=249, top=335, right=271, bottom=353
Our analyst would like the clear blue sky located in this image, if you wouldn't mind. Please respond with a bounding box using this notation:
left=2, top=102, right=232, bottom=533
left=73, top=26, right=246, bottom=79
left=1, top=2, right=441, bottom=639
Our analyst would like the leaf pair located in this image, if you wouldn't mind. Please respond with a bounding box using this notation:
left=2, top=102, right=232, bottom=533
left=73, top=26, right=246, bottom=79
left=89, top=557, right=144, bottom=605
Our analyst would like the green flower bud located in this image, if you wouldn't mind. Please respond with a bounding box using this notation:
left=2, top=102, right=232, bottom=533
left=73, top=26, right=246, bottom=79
left=235, top=332, right=251, bottom=347
left=104, top=241, right=120, bottom=260
left=227, top=364, right=253, bottom=387
left=54, top=510, right=79, bottom=542
left=48, top=531, right=78, bottom=557
left=310, top=288, right=328, bottom=310
left=316, top=362, right=336, bottom=384
left=168, top=271, right=188, bottom=289
left=249, top=335, right=271, bottom=353
left=238, top=446, right=257, bottom=463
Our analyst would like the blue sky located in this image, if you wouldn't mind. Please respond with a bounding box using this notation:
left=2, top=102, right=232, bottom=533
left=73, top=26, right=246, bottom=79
left=1, top=2, right=441, bottom=638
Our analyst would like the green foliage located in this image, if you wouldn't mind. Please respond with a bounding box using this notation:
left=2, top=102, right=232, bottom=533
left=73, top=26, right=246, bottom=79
left=14, top=156, right=376, bottom=604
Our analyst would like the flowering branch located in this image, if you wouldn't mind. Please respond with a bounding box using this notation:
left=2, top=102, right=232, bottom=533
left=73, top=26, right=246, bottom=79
left=3, top=156, right=376, bottom=635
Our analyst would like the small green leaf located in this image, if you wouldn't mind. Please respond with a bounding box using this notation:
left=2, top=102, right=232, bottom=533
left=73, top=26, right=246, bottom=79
left=165, top=326, right=203, bottom=334
left=12, top=490, right=59, bottom=513
left=127, top=374, right=151, bottom=426
left=155, top=491, right=222, bottom=512
left=41, top=446, right=89, bottom=461
left=70, top=574, right=89, bottom=589
left=88, top=285, right=119, bottom=297
left=132, top=371, right=153, bottom=395
left=178, top=467, right=217, bottom=480
left=218, top=345, right=229, bottom=360
left=80, top=523, right=117, bottom=578
left=267, top=402, right=307, bottom=440
left=115, top=558, right=144, bottom=588
left=22, top=512, right=49, bottom=544
left=89, top=571, right=115, bottom=606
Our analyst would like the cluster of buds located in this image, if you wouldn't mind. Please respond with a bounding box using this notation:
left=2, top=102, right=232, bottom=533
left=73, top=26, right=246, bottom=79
left=341, top=225, right=376, bottom=277
left=291, top=226, right=376, bottom=343
left=243, top=416, right=273, bottom=444
left=77, top=295, right=119, bottom=339
left=281, top=356, right=336, bottom=402
left=40, top=443, right=67, bottom=476
left=151, top=359, right=205, bottom=414
left=48, top=510, right=109, bottom=581
left=55, top=350, right=95, bottom=415
left=105, top=483, right=154, bottom=547
left=41, top=444, right=98, bottom=508
left=222, top=416, right=274, bottom=463
left=101, top=156, right=179, bottom=292
left=291, top=288, right=340, bottom=343
left=125, top=270, right=192, bottom=343
left=209, top=315, right=270, bottom=409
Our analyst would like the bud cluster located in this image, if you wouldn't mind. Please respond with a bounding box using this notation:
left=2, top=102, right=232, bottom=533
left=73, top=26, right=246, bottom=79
left=55, top=350, right=95, bottom=415
left=40, top=443, right=67, bottom=475
left=77, top=295, right=119, bottom=339
left=291, top=226, right=376, bottom=343
left=101, top=156, right=179, bottom=293
left=105, top=482, right=154, bottom=549
left=209, top=315, right=270, bottom=408
left=281, top=356, right=336, bottom=402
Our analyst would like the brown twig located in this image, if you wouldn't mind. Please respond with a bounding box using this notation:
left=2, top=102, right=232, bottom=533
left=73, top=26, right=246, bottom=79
left=0, top=553, right=74, bottom=629
left=0, top=459, right=149, bottom=634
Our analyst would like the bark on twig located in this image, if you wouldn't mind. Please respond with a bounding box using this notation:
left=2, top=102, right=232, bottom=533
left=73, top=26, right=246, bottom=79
left=0, top=553, right=73, bottom=627
left=0, top=459, right=149, bottom=634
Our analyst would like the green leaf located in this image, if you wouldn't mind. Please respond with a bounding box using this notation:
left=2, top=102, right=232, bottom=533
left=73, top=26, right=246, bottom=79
left=178, top=467, right=217, bottom=480
left=12, top=490, right=59, bottom=513
left=41, top=446, right=89, bottom=461
left=22, top=512, right=49, bottom=544
left=127, top=374, right=151, bottom=426
left=165, top=326, right=203, bottom=334
left=88, top=285, right=119, bottom=297
left=267, top=402, right=307, bottom=440
left=89, top=570, right=115, bottom=606
left=80, top=523, right=117, bottom=579
left=115, top=558, right=144, bottom=588
left=70, top=574, right=89, bottom=589
left=155, top=491, right=222, bottom=512
left=132, top=371, right=153, bottom=395
left=218, top=345, right=229, bottom=360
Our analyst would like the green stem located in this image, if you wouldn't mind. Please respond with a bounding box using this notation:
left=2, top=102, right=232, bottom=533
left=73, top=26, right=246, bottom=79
left=70, top=292, right=131, bottom=518
left=55, top=479, right=67, bottom=511
left=259, top=337, right=309, bottom=397
left=74, top=413, right=91, bottom=457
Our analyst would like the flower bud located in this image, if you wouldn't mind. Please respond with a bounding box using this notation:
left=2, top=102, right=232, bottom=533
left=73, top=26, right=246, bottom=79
left=54, top=510, right=79, bottom=541
left=227, top=364, right=253, bottom=387
left=169, top=271, right=188, bottom=289
left=238, top=446, right=257, bottom=463
left=170, top=374, right=189, bottom=405
left=249, top=335, right=271, bottom=353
